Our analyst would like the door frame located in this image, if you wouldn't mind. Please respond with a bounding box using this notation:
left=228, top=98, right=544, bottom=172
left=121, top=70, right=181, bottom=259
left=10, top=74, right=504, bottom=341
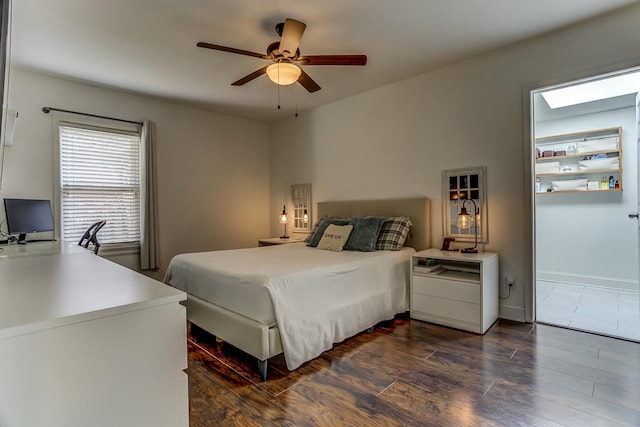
left=522, top=59, right=640, bottom=323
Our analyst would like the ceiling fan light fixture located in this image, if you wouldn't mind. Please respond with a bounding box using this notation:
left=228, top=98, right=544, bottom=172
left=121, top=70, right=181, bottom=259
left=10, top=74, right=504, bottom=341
left=266, top=62, right=301, bottom=86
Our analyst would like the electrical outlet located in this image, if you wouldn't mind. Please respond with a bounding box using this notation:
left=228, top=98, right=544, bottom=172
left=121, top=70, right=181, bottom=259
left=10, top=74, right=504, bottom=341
left=506, top=278, right=514, bottom=288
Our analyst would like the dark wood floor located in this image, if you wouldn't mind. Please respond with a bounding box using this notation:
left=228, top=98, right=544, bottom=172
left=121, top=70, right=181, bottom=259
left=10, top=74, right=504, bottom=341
left=187, top=317, right=640, bottom=426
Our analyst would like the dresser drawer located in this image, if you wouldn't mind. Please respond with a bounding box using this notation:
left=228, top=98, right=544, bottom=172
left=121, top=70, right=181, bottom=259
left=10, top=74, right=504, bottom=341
left=412, top=275, right=480, bottom=304
left=412, top=294, right=480, bottom=325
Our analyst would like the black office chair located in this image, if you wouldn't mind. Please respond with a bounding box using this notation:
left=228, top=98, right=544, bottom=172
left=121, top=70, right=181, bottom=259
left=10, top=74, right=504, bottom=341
left=78, top=220, right=106, bottom=254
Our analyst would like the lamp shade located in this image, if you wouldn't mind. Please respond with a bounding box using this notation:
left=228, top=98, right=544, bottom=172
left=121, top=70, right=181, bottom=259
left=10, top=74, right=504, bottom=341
left=456, top=207, right=472, bottom=229
left=267, top=63, right=301, bottom=85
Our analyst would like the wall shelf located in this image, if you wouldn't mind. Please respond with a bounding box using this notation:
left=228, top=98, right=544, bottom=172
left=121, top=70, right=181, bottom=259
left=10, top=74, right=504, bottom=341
left=535, top=127, right=622, bottom=194
left=536, top=168, right=620, bottom=177
left=536, top=189, right=621, bottom=195
left=536, top=149, right=620, bottom=162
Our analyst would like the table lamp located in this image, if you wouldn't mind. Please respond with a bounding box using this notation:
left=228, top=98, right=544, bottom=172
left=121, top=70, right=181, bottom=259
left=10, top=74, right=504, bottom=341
left=456, top=198, right=479, bottom=253
left=279, top=205, right=289, bottom=239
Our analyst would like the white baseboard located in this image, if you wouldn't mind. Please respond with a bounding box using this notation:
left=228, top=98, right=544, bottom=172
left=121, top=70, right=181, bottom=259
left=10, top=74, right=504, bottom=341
left=499, top=305, right=525, bottom=322
left=537, top=271, right=638, bottom=292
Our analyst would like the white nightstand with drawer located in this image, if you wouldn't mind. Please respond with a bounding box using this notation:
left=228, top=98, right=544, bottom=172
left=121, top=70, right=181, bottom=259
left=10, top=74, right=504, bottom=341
left=258, top=236, right=307, bottom=246
left=410, top=248, right=498, bottom=334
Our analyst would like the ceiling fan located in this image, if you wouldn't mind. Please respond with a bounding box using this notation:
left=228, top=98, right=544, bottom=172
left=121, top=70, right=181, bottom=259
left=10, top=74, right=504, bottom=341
left=196, top=18, right=367, bottom=93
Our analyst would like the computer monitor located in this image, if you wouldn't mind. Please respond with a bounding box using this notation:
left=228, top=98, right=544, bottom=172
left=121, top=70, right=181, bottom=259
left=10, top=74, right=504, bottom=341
left=3, top=198, right=54, bottom=244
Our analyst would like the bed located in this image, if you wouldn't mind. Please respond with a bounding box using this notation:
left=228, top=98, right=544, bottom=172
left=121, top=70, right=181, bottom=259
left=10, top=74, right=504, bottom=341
left=164, top=198, right=431, bottom=380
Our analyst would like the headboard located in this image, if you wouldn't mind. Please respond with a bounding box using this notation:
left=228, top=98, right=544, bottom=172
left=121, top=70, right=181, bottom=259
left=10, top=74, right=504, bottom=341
left=316, top=198, right=431, bottom=251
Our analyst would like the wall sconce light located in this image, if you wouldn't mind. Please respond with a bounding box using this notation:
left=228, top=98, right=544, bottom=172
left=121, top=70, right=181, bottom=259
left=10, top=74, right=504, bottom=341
left=279, top=205, right=289, bottom=239
left=266, top=62, right=301, bottom=86
left=456, top=198, right=479, bottom=253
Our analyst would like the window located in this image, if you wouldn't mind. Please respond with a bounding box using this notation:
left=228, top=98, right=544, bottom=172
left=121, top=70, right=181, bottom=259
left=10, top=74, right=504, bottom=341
left=291, top=183, right=311, bottom=233
left=442, top=166, right=488, bottom=243
left=59, top=122, right=141, bottom=245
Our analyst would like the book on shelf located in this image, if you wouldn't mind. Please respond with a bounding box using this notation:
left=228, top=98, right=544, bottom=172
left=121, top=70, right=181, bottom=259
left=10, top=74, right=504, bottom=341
left=413, top=264, right=443, bottom=274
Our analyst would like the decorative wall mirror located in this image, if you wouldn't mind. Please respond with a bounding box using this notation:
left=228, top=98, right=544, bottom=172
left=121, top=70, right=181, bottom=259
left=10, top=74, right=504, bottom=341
left=442, top=166, right=488, bottom=243
left=291, top=183, right=311, bottom=233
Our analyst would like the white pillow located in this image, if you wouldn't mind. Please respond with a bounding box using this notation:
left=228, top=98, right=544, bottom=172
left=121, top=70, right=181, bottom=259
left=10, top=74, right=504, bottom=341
left=317, top=224, right=353, bottom=252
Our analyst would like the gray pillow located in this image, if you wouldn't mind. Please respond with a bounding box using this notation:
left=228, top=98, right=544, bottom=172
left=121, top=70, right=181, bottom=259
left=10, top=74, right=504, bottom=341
left=344, top=216, right=387, bottom=251
left=304, top=219, right=322, bottom=243
left=307, top=218, right=350, bottom=247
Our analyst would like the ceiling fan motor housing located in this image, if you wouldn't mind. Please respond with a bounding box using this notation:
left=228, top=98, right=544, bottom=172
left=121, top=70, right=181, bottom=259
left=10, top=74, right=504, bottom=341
left=267, top=41, right=300, bottom=60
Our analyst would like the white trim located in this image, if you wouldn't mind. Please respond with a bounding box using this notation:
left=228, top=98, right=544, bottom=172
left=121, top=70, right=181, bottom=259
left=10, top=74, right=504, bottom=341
left=499, top=305, right=525, bottom=322
left=98, top=242, right=140, bottom=257
left=537, top=271, right=637, bottom=292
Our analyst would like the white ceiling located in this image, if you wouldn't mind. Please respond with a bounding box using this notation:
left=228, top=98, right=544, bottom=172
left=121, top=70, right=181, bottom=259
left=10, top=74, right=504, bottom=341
left=10, top=0, right=637, bottom=122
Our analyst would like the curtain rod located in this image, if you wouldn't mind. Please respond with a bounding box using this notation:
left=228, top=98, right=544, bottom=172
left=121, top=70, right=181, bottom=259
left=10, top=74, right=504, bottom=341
left=41, top=107, right=142, bottom=126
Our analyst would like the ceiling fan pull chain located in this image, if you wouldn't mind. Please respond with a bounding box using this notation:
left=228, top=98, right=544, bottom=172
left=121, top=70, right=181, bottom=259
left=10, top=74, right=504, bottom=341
left=277, top=64, right=281, bottom=109
left=295, top=83, right=298, bottom=117
left=277, top=81, right=281, bottom=110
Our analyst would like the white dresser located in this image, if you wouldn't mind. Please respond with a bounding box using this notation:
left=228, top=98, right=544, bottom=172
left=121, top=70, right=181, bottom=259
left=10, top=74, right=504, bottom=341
left=410, top=248, right=499, bottom=334
left=0, top=242, right=188, bottom=427
left=258, top=236, right=307, bottom=246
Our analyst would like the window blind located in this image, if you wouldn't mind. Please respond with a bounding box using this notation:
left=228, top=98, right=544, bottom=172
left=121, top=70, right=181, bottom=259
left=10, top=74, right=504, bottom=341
left=59, top=124, right=141, bottom=245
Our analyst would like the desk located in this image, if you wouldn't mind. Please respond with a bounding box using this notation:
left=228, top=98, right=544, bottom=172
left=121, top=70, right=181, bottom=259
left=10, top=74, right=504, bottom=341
left=0, top=240, right=83, bottom=258
left=0, top=242, right=188, bottom=427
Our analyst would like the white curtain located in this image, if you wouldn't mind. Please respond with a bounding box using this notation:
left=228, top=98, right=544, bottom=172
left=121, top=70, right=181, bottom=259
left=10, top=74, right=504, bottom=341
left=140, top=120, right=158, bottom=270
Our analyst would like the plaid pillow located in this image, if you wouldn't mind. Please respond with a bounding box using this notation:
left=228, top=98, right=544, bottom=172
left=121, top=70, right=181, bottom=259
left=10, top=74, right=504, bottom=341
left=375, top=217, right=412, bottom=251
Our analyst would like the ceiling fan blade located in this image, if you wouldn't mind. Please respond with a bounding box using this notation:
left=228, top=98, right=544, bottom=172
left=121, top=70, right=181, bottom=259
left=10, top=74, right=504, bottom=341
left=197, top=42, right=270, bottom=60
left=297, top=55, right=367, bottom=66
left=279, top=19, right=306, bottom=58
left=231, top=66, right=269, bottom=86
left=297, top=68, right=321, bottom=93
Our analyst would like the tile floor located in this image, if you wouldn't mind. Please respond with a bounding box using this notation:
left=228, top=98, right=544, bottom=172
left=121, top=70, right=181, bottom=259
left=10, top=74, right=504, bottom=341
left=537, top=280, right=640, bottom=342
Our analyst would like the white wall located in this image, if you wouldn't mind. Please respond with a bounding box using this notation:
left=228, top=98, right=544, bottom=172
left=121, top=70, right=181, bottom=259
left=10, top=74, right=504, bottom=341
left=269, top=4, right=640, bottom=321
left=535, top=105, right=638, bottom=290
left=1, top=68, right=270, bottom=277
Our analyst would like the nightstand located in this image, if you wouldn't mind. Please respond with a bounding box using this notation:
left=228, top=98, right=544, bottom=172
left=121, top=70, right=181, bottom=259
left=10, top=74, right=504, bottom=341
left=410, top=248, right=499, bottom=334
left=258, top=236, right=307, bottom=247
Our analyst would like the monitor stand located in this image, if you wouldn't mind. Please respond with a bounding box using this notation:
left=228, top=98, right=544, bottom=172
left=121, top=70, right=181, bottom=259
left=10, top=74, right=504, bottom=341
left=17, top=234, right=27, bottom=245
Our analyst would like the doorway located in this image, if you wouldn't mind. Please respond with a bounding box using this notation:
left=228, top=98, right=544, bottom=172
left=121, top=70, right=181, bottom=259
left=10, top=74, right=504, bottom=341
left=532, top=68, right=640, bottom=341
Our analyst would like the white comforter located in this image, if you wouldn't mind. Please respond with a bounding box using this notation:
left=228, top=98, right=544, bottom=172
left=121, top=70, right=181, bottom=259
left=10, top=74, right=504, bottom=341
left=165, top=243, right=413, bottom=370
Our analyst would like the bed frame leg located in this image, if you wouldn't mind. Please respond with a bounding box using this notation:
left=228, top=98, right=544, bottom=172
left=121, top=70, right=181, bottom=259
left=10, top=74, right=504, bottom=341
left=258, top=360, right=268, bottom=382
